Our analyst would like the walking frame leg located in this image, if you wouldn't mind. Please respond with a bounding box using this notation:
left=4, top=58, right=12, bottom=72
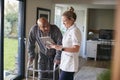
left=26, top=59, right=35, bottom=80
left=26, top=58, right=59, bottom=80
left=26, top=60, right=30, bottom=80
left=53, top=63, right=60, bottom=80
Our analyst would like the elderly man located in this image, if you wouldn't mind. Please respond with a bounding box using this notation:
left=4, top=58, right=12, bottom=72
left=27, top=17, right=62, bottom=80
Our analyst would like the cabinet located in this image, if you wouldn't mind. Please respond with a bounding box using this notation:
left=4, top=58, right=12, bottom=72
left=97, top=42, right=112, bottom=60
left=86, top=41, right=98, bottom=61
left=86, top=40, right=114, bottom=61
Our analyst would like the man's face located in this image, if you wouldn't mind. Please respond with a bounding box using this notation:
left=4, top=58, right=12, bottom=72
left=38, top=20, right=50, bottom=33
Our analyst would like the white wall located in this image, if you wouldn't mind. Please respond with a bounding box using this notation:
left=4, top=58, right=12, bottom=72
left=53, top=0, right=116, bottom=5
left=88, top=9, right=114, bottom=30
left=26, top=0, right=55, bottom=37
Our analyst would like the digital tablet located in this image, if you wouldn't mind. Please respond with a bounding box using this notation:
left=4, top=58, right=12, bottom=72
left=40, top=36, right=55, bottom=46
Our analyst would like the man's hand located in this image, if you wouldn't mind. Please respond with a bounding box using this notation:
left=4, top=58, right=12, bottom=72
left=29, top=57, right=34, bottom=64
left=54, top=59, right=60, bottom=65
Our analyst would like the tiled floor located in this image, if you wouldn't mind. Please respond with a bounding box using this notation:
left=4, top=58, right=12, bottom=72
left=74, top=66, right=108, bottom=80
left=84, top=58, right=111, bottom=68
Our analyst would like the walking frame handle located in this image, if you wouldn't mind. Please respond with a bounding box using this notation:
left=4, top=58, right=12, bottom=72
left=26, top=59, right=60, bottom=80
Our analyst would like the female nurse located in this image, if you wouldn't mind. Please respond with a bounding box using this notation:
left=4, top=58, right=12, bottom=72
left=50, top=7, right=82, bottom=80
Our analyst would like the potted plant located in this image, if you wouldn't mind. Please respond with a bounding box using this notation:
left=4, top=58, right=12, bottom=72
left=97, top=69, right=111, bottom=80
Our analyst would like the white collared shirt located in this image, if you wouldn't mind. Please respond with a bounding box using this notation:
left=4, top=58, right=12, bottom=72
left=60, top=24, right=81, bottom=72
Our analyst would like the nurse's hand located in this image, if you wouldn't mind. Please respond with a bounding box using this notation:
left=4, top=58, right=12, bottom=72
left=49, top=44, right=62, bottom=51
left=49, top=44, right=56, bottom=49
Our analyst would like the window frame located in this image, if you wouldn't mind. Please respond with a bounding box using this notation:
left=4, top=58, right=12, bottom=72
left=0, top=0, right=26, bottom=79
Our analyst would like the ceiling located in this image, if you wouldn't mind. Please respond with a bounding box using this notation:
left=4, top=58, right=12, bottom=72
left=53, top=0, right=116, bottom=5
left=53, top=0, right=116, bottom=10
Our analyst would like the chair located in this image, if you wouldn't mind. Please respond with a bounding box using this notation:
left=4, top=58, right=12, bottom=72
left=97, top=39, right=112, bottom=60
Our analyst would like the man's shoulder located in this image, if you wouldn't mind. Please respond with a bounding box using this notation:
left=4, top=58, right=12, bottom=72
left=29, top=24, right=38, bottom=34
left=50, top=24, right=57, bottom=27
left=50, top=24, right=59, bottom=30
left=31, top=24, right=38, bottom=30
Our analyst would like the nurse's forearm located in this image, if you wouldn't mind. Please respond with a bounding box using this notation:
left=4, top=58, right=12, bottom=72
left=63, top=45, right=80, bottom=53
left=52, top=45, right=80, bottom=53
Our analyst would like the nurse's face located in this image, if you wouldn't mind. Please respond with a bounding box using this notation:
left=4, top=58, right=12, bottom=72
left=62, top=16, right=74, bottom=28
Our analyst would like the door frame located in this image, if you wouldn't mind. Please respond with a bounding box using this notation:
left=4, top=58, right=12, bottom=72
left=14, top=0, right=26, bottom=79
left=0, top=0, right=4, bottom=80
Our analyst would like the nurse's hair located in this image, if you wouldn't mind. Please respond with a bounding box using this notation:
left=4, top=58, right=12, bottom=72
left=62, top=7, right=77, bottom=21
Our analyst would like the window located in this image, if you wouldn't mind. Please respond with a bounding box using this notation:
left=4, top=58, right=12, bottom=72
left=4, top=0, right=19, bottom=79
left=54, top=6, right=66, bottom=34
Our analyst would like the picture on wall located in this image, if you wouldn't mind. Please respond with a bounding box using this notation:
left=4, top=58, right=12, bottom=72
left=36, top=7, right=51, bottom=22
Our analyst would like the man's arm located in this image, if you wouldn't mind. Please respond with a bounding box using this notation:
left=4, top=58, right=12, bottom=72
left=53, top=25, right=63, bottom=64
left=27, top=26, right=36, bottom=62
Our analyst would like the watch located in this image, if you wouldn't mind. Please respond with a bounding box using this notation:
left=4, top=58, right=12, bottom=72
left=61, top=48, right=65, bottom=51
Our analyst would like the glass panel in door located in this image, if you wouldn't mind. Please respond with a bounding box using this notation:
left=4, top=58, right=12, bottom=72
left=4, top=0, right=19, bottom=79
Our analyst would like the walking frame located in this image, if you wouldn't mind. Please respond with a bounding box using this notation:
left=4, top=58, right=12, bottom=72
left=26, top=56, right=59, bottom=80
left=26, top=39, right=60, bottom=80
